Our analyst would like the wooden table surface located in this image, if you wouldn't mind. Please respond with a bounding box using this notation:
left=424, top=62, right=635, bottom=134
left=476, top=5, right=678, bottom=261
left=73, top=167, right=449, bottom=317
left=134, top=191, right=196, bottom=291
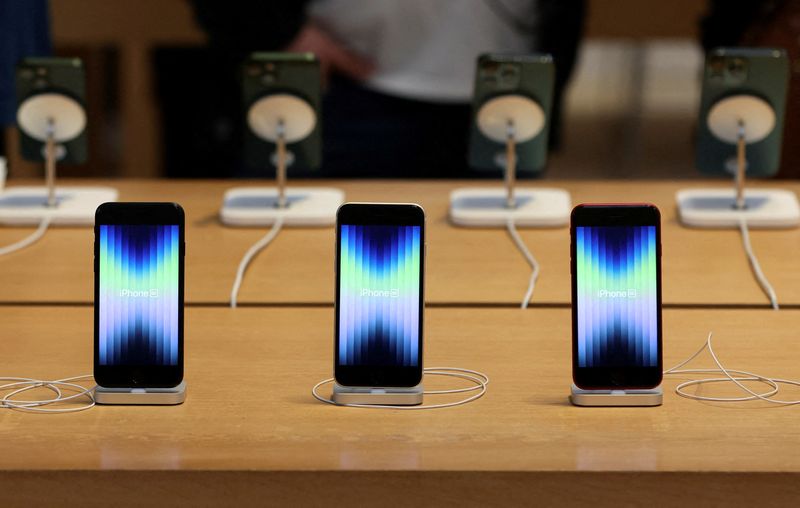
left=1, top=179, right=799, bottom=308
left=1, top=306, right=799, bottom=505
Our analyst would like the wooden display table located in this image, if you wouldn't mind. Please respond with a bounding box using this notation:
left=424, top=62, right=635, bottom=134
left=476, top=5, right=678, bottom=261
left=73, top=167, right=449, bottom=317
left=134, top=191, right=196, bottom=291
left=1, top=306, right=799, bottom=505
left=1, top=179, right=799, bottom=307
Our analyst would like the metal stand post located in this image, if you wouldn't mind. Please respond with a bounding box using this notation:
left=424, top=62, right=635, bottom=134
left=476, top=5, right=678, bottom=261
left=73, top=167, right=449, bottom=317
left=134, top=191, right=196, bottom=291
left=734, top=120, right=746, bottom=210
left=220, top=111, right=343, bottom=226
left=44, top=118, right=57, bottom=208
left=504, top=120, right=517, bottom=209
left=275, top=119, right=288, bottom=209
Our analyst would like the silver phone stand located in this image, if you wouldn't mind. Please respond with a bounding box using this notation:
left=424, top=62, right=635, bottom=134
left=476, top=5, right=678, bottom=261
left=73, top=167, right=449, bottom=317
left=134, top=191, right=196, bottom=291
left=332, top=383, right=423, bottom=406
left=95, top=381, right=186, bottom=405
left=676, top=93, right=800, bottom=228
left=0, top=92, right=117, bottom=225
left=449, top=94, right=571, bottom=227
left=219, top=93, right=343, bottom=226
left=569, top=383, right=662, bottom=407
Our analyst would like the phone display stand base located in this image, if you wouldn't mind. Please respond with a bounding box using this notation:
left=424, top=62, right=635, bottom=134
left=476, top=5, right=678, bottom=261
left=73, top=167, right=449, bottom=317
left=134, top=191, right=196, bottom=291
left=0, top=186, right=118, bottom=225
left=679, top=95, right=799, bottom=229
left=569, top=384, right=662, bottom=407
left=95, top=381, right=186, bottom=405
left=332, top=383, right=424, bottom=406
left=676, top=188, right=800, bottom=229
left=449, top=187, right=571, bottom=227
left=220, top=187, right=344, bottom=226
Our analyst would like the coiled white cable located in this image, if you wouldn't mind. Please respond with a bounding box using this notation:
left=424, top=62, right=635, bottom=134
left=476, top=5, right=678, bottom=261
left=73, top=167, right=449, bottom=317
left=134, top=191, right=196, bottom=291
left=312, top=367, right=489, bottom=410
left=230, top=215, right=284, bottom=308
left=0, top=215, right=51, bottom=257
left=738, top=217, right=779, bottom=310
left=505, top=219, right=539, bottom=309
left=0, top=375, right=95, bottom=413
left=665, top=332, right=800, bottom=405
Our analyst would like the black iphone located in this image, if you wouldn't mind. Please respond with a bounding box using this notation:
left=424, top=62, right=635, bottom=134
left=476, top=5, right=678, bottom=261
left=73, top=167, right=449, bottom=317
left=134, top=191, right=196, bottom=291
left=334, top=203, right=425, bottom=387
left=94, top=203, right=185, bottom=388
left=571, top=204, right=662, bottom=389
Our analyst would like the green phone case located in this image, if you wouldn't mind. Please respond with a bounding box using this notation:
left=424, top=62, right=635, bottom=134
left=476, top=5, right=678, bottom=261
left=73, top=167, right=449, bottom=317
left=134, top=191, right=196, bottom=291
left=242, top=52, right=322, bottom=171
left=16, top=57, right=87, bottom=165
left=696, top=47, right=788, bottom=177
left=468, top=53, right=554, bottom=173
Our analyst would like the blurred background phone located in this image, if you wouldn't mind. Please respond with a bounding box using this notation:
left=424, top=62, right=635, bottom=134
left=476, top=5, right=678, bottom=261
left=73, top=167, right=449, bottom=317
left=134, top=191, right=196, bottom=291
left=695, top=47, right=788, bottom=177
left=242, top=52, right=321, bottom=172
left=16, top=57, right=87, bottom=165
left=468, top=53, right=554, bottom=174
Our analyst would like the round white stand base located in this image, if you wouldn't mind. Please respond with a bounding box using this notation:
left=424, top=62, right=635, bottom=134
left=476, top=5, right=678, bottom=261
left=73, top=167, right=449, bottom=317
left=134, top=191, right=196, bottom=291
left=676, top=188, right=800, bottom=229
left=449, top=187, right=571, bottom=227
left=0, top=186, right=118, bottom=225
left=220, top=186, right=344, bottom=227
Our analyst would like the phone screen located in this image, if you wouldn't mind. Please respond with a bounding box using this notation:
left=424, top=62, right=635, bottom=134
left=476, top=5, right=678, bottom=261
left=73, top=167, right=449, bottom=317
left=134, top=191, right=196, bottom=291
left=98, top=224, right=180, bottom=367
left=338, top=224, right=421, bottom=368
left=575, top=225, right=658, bottom=369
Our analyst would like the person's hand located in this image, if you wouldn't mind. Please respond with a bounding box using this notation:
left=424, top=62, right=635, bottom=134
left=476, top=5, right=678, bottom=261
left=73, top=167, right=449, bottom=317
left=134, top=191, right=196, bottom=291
left=286, top=21, right=374, bottom=84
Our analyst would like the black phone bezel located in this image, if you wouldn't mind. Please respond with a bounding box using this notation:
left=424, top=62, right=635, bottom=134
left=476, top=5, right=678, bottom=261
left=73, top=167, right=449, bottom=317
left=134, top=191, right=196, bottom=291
left=334, top=203, right=425, bottom=388
left=93, top=202, right=185, bottom=388
left=570, top=203, right=663, bottom=390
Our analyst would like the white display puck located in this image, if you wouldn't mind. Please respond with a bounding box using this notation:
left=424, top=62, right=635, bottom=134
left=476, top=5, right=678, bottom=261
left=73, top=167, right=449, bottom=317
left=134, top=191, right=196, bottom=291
left=476, top=94, right=544, bottom=143
left=247, top=94, right=316, bottom=143
left=16, top=93, right=87, bottom=142
left=707, top=95, right=775, bottom=144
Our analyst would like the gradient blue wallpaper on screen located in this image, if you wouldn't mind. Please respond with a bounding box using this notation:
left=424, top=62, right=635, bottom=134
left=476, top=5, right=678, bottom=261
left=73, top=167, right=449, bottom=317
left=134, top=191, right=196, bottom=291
left=99, top=225, right=179, bottom=366
left=576, top=226, right=657, bottom=368
left=338, top=225, right=421, bottom=367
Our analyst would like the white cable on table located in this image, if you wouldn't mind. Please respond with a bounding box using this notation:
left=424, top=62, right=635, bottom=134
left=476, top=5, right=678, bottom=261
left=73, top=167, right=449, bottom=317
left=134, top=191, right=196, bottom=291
left=230, top=215, right=284, bottom=308
left=737, top=217, right=779, bottom=310
left=0, top=216, right=51, bottom=257
left=664, top=332, right=800, bottom=405
left=0, top=374, right=95, bottom=413
left=312, top=367, right=489, bottom=410
left=505, top=219, right=539, bottom=309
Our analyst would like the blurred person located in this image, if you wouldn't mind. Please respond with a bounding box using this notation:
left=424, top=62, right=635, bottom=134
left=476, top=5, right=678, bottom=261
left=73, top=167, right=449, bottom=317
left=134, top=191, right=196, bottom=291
left=189, top=0, right=585, bottom=178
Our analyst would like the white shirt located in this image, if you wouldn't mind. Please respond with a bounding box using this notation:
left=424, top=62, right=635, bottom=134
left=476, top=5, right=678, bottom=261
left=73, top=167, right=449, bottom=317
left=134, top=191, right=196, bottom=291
left=309, top=0, right=536, bottom=102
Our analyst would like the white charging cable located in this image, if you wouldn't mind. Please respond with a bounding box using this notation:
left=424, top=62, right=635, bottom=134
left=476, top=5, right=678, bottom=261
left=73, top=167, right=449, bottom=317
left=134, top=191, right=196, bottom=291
left=312, top=367, right=489, bottom=410
left=737, top=218, right=779, bottom=310
left=0, top=375, right=95, bottom=413
left=665, top=332, right=800, bottom=405
left=0, top=215, right=51, bottom=257
left=0, top=156, right=53, bottom=257
left=505, top=219, right=539, bottom=309
left=230, top=215, right=285, bottom=308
